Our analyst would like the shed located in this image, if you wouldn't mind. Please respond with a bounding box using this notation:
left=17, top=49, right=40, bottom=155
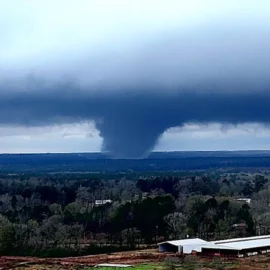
left=95, top=200, right=112, bottom=206
left=236, top=198, right=251, bottom=204
left=158, top=238, right=209, bottom=254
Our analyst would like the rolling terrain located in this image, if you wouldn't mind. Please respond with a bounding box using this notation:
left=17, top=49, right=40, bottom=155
left=1, top=151, right=270, bottom=173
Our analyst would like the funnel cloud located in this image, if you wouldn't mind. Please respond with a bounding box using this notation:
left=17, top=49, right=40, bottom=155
left=1, top=1, right=270, bottom=157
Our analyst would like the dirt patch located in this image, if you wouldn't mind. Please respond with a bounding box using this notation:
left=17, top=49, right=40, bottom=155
left=0, top=250, right=176, bottom=269
left=2, top=252, right=270, bottom=269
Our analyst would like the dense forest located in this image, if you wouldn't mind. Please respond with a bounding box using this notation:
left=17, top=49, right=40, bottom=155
left=0, top=170, right=269, bottom=257
left=2, top=151, right=270, bottom=172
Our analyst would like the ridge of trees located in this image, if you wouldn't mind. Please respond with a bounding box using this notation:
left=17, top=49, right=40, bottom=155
left=0, top=172, right=268, bottom=256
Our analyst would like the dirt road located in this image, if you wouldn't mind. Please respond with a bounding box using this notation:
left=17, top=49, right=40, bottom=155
left=0, top=250, right=172, bottom=269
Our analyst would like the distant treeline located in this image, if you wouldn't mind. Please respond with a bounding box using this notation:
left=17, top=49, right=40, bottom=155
left=0, top=171, right=269, bottom=257
left=2, top=152, right=270, bottom=172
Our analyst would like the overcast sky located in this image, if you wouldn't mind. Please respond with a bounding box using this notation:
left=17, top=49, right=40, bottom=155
left=1, top=1, right=270, bottom=156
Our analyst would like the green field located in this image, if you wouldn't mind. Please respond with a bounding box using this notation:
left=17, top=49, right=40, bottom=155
left=14, top=260, right=242, bottom=270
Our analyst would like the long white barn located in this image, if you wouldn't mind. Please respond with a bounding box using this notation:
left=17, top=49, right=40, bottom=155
left=158, top=235, right=270, bottom=257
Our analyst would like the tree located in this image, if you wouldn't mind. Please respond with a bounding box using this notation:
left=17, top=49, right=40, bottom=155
left=241, top=181, right=254, bottom=196
left=64, top=202, right=81, bottom=223
left=236, top=204, right=255, bottom=235
left=216, top=219, right=230, bottom=239
left=164, top=212, right=186, bottom=239
left=40, top=215, right=63, bottom=248
left=49, top=203, right=63, bottom=215
left=26, top=219, right=40, bottom=250
left=121, top=228, right=140, bottom=248
left=68, top=224, right=83, bottom=248
left=76, top=186, right=93, bottom=211
left=254, top=175, right=268, bottom=193
left=253, top=188, right=270, bottom=215
left=257, top=213, right=270, bottom=234
left=0, top=214, right=14, bottom=253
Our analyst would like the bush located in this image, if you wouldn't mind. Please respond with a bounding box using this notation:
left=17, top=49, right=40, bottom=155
left=163, top=257, right=182, bottom=270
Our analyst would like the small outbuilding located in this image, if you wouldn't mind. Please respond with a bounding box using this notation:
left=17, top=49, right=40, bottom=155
left=236, top=198, right=251, bottom=204
left=95, top=200, right=112, bottom=206
left=158, top=238, right=209, bottom=254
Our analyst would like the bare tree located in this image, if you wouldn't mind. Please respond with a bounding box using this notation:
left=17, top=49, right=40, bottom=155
left=164, top=212, right=186, bottom=239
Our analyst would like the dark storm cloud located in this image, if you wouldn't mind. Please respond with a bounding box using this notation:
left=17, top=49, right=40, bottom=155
left=2, top=1, right=270, bottom=157
left=1, top=85, right=270, bottom=158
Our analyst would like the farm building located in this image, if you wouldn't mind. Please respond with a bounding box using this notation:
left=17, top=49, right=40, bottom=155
left=158, top=235, right=270, bottom=257
left=236, top=198, right=251, bottom=204
left=158, top=238, right=209, bottom=254
left=95, top=199, right=112, bottom=206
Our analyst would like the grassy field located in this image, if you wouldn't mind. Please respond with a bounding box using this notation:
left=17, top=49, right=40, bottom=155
left=12, top=261, right=261, bottom=270
left=13, top=260, right=241, bottom=270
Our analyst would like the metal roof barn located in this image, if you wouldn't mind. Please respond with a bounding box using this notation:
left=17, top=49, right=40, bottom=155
left=158, top=238, right=209, bottom=254
left=159, top=235, right=270, bottom=256
left=216, top=238, right=270, bottom=250
left=203, top=235, right=270, bottom=257
left=211, top=234, right=270, bottom=244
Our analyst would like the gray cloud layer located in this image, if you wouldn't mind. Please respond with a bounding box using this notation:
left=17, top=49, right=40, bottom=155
left=1, top=86, right=270, bottom=157
left=1, top=1, right=270, bottom=157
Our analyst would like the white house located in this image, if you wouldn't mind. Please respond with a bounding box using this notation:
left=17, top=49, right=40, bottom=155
left=95, top=199, right=112, bottom=206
